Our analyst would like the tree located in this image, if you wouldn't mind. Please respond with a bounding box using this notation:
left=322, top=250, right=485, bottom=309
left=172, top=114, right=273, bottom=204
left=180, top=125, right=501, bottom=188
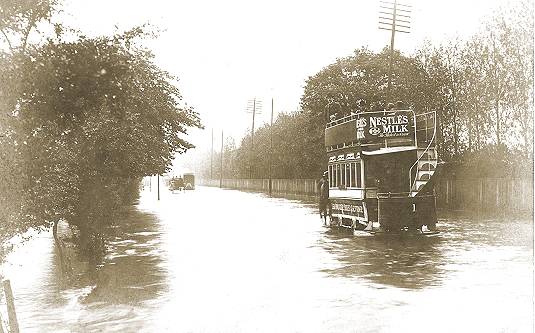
left=197, top=1, right=534, bottom=182
left=0, top=27, right=202, bottom=259
left=300, top=47, right=431, bottom=120
left=0, top=0, right=60, bottom=53
left=1, top=0, right=62, bottom=258
left=495, top=0, right=534, bottom=159
left=415, top=40, right=472, bottom=160
left=415, top=0, right=534, bottom=163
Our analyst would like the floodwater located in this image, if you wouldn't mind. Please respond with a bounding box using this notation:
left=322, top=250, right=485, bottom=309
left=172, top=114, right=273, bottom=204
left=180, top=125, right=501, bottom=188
left=1, top=186, right=533, bottom=332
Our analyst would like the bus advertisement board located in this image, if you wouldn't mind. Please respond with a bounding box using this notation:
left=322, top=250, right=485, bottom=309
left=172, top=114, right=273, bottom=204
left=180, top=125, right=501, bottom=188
left=356, top=110, right=415, bottom=144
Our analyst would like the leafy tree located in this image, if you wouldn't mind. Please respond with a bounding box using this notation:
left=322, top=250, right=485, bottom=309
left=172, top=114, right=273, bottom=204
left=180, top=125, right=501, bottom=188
left=416, top=0, right=533, bottom=163
left=205, top=111, right=325, bottom=180
left=1, top=0, right=62, bottom=259
left=0, top=27, right=201, bottom=259
left=0, top=0, right=60, bottom=53
left=495, top=0, right=534, bottom=159
left=198, top=2, right=533, bottom=182
left=457, top=37, right=493, bottom=152
left=300, top=47, right=431, bottom=120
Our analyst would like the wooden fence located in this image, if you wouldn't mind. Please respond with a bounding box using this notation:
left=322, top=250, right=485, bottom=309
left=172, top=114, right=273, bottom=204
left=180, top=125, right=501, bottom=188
left=201, top=178, right=319, bottom=196
left=200, top=177, right=533, bottom=213
left=435, top=178, right=533, bottom=212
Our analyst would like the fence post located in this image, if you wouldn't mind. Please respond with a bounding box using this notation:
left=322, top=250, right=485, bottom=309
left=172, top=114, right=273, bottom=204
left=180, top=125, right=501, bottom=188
left=495, top=179, right=499, bottom=210
left=445, top=179, right=449, bottom=207
left=518, top=179, right=523, bottom=211
left=3, top=280, right=19, bottom=333
left=479, top=179, right=483, bottom=210
left=508, top=180, right=512, bottom=212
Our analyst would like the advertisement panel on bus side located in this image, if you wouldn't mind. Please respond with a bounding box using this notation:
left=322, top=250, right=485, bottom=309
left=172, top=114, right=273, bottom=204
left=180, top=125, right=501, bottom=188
left=356, top=110, right=415, bottom=144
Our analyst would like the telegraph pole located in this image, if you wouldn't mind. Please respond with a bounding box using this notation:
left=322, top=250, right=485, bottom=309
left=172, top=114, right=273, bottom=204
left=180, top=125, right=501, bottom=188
left=219, top=130, right=224, bottom=188
left=379, top=0, right=411, bottom=103
left=246, top=98, right=262, bottom=178
left=251, top=98, right=255, bottom=179
left=269, top=98, right=274, bottom=197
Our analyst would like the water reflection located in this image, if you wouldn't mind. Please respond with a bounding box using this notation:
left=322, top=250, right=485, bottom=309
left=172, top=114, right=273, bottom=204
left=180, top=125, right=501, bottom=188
left=4, top=205, right=168, bottom=332
left=320, top=231, right=445, bottom=289
left=319, top=212, right=533, bottom=292
left=1, top=188, right=532, bottom=333
left=81, top=207, right=168, bottom=305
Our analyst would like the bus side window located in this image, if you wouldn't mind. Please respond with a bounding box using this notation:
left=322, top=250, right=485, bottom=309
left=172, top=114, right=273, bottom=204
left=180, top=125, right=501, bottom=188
left=333, top=164, right=336, bottom=188
left=343, top=163, right=347, bottom=187
left=328, top=165, right=332, bottom=187
left=349, top=162, right=357, bottom=187
left=342, top=164, right=345, bottom=187
left=365, top=158, right=376, bottom=188
left=336, top=164, right=342, bottom=187
left=331, top=165, right=335, bottom=188
left=346, top=163, right=351, bottom=187
left=356, top=161, right=362, bottom=188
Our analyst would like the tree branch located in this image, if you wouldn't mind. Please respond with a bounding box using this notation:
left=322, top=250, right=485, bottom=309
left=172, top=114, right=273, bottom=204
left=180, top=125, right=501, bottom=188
left=21, top=9, right=37, bottom=54
left=0, top=28, right=14, bottom=53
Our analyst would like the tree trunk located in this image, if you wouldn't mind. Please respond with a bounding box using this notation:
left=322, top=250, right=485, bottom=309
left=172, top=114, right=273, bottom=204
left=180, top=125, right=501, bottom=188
left=520, top=112, right=532, bottom=160
left=451, top=76, right=458, bottom=156
left=476, top=114, right=481, bottom=151
left=453, top=110, right=458, bottom=156
left=52, top=220, right=66, bottom=274
left=495, top=100, right=501, bottom=145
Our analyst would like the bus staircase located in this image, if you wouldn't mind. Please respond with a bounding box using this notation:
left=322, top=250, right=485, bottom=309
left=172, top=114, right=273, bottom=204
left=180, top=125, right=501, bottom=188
left=410, top=111, right=438, bottom=197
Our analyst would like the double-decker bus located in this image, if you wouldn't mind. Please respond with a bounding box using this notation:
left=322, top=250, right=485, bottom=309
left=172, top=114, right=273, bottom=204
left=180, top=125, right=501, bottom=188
left=325, top=109, right=439, bottom=236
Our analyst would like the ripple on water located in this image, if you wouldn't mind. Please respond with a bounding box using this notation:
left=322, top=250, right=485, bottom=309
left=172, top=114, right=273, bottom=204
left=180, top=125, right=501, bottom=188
left=1, top=188, right=532, bottom=332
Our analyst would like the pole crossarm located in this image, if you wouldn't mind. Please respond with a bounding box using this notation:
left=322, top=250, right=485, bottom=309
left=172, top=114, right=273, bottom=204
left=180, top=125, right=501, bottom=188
left=378, top=0, right=412, bottom=102
left=379, top=27, right=410, bottom=33
left=379, top=5, right=411, bottom=13
left=379, top=21, right=411, bottom=28
left=379, top=0, right=412, bottom=6
left=378, top=11, right=411, bottom=19
left=246, top=99, right=263, bottom=114
left=379, top=16, right=411, bottom=24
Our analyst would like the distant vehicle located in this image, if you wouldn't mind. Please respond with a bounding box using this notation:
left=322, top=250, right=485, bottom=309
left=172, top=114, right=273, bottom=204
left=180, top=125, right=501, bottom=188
left=324, top=108, right=440, bottom=237
left=169, top=177, right=184, bottom=192
left=183, top=173, right=195, bottom=190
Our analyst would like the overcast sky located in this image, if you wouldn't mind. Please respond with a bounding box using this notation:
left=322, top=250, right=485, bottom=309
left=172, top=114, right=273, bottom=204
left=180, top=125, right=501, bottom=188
left=60, top=0, right=508, bottom=171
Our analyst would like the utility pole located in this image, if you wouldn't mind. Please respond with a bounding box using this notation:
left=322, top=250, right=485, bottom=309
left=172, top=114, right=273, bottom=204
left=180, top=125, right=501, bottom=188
left=211, top=128, right=214, bottom=179
left=379, top=0, right=411, bottom=103
left=220, top=130, right=224, bottom=188
left=246, top=98, right=262, bottom=179
left=269, top=98, right=274, bottom=197
left=3, top=280, right=19, bottom=333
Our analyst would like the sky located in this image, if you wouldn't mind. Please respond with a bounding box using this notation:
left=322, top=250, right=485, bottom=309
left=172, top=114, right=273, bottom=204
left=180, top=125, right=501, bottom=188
left=59, top=0, right=508, bottom=171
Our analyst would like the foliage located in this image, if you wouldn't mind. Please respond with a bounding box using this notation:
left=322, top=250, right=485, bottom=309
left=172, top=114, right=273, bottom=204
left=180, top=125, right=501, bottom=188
left=443, top=144, right=533, bottom=179
left=0, top=0, right=60, bottom=53
left=416, top=0, right=533, bottom=161
left=197, top=1, right=533, bottom=181
left=0, top=27, right=202, bottom=255
left=242, top=111, right=325, bottom=179
left=300, top=47, right=430, bottom=119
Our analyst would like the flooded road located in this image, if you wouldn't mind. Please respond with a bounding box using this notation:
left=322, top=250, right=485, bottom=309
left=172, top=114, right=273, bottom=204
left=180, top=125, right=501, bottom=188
left=1, top=186, right=533, bottom=332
